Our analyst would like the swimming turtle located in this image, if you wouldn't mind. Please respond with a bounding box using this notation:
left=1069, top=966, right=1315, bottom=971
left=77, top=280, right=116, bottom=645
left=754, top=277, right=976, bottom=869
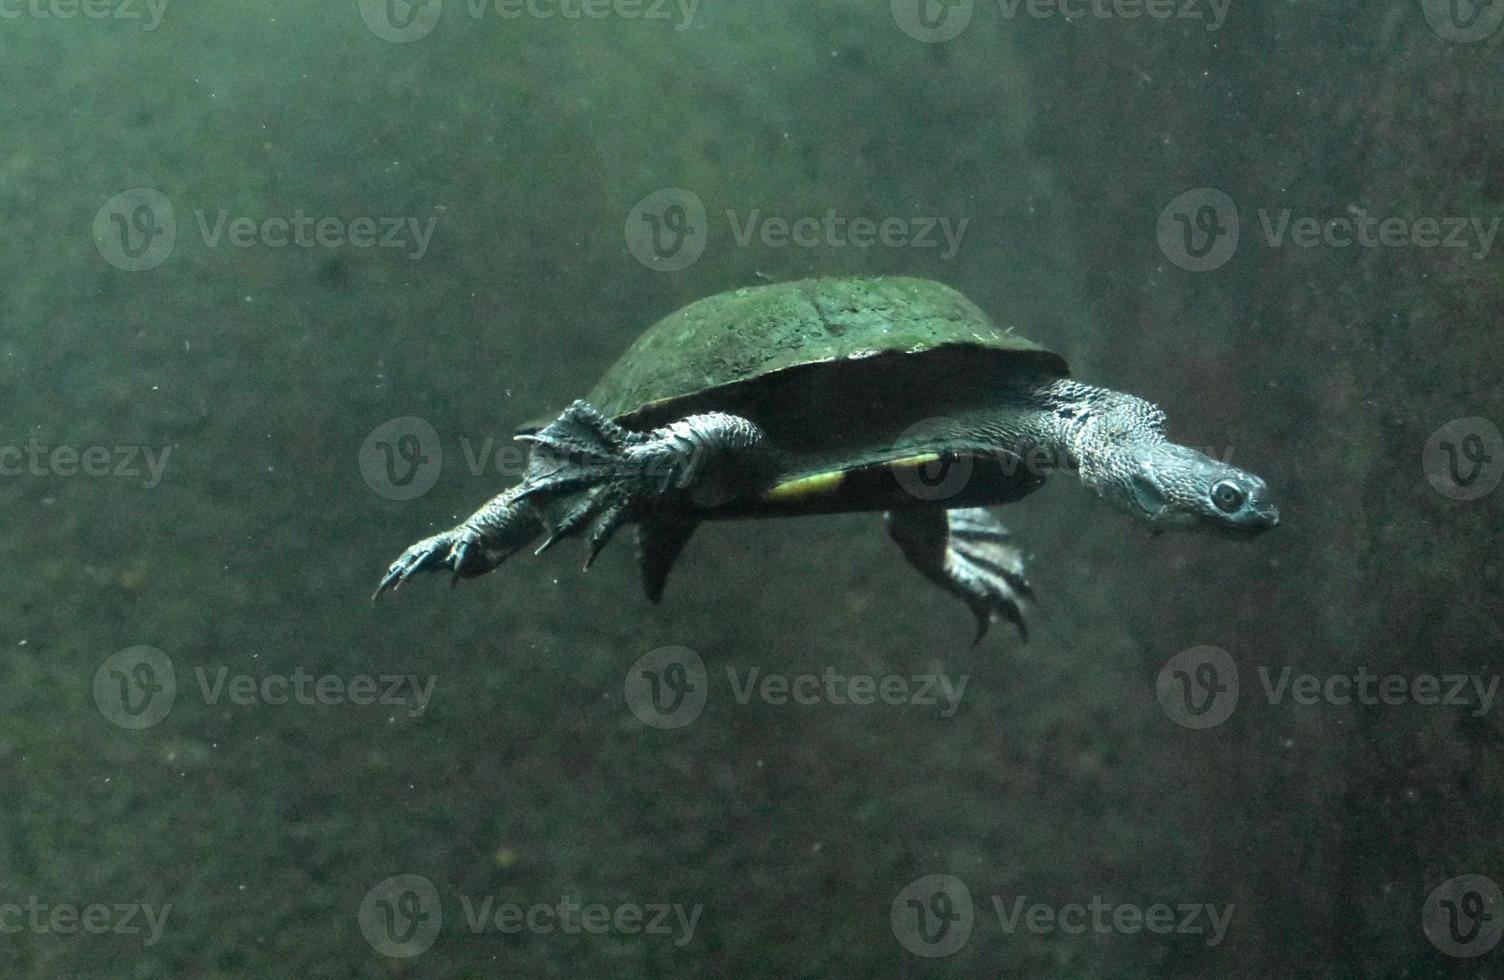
left=375, top=277, right=1277, bottom=638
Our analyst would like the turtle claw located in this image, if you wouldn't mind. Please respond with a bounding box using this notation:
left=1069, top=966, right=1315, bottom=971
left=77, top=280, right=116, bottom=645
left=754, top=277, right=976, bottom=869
left=449, top=533, right=474, bottom=587
left=886, top=507, right=1033, bottom=642
left=375, top=487, right=543, bottom=598
left=374, top=530, right=458, bottom=600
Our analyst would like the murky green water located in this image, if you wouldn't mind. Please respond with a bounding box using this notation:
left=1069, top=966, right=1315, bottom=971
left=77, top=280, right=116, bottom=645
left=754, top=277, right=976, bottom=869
left=1, top=2, right=1500, bottom=977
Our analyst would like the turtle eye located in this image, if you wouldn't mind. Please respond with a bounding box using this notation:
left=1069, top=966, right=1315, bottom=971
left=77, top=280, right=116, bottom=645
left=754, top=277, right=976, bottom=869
left=1211, top=479, right=1246, bottom=513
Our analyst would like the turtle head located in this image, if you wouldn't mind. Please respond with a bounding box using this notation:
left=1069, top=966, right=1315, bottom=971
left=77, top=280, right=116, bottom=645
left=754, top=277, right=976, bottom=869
left=1112, top=442, right=1279, bottom=533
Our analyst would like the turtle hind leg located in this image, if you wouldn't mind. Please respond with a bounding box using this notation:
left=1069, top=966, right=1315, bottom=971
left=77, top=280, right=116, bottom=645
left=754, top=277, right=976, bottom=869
left=373, top=484, right=544, bottom=599
left=376, top=400, right=764, bottom=596
left=884, top=506, right=1033, bottom=643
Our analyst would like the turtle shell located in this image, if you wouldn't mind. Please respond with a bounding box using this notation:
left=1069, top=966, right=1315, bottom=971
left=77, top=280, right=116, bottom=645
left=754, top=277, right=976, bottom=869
left=586, top=277, right=1068, bottom=429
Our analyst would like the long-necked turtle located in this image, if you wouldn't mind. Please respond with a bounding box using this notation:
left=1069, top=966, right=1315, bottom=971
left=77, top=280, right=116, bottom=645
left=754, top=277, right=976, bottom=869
left=376, top=277, right=1277, bottom=638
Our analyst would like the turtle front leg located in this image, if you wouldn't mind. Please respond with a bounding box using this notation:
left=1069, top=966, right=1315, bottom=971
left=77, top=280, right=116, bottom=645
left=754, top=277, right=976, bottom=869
left=375, top=401, right=765, bottom=596
left=885, top=507, right=1033, bottom=642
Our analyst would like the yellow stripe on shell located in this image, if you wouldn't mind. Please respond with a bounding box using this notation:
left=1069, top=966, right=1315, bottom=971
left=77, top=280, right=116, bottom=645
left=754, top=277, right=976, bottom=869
left=760, top=470, right=847, bottom=502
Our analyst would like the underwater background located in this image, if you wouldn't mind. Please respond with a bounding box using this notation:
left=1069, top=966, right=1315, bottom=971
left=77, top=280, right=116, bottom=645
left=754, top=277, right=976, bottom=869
left=1, top=1, right=1501, bottom=976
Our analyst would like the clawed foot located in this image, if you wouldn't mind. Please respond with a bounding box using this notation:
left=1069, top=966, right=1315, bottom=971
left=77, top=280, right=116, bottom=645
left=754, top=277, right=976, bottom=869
left=375, top=401, right=765, bottom=597
left=373, top=481, right=543, bottom=599
left=372, top=527, right=480, bottom=599
left=886, top=506, right=1034, bottom=642
left=944, top=508, right=1033, bottom=640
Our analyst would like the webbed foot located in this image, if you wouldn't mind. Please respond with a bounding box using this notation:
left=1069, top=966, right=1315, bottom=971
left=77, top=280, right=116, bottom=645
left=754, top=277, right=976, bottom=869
left=518, top=401, right=762, bottom=566
left=885, top=506, right=1033, bottom=642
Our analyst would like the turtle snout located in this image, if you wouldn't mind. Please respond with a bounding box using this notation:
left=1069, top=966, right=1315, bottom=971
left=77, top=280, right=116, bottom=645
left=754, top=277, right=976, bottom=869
left=1249, top=500, right=1280, bottom=529
left=1233, top=478, right=1280, bottom=531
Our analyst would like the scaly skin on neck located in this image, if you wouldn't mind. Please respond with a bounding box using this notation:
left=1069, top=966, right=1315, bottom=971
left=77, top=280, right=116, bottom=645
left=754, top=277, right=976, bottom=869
left=968, top=377, right=1278, bottom=532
